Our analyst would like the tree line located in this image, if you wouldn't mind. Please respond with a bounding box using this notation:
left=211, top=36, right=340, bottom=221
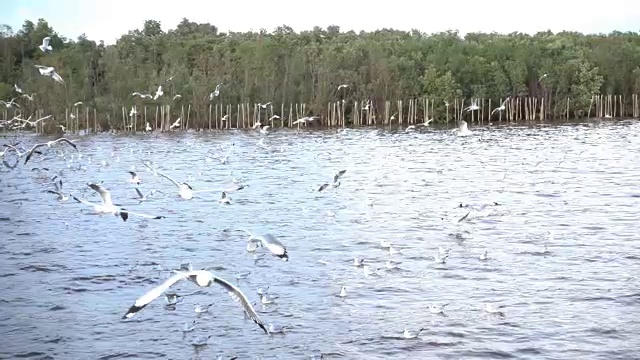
left=1, top=18, right=639, bottom=124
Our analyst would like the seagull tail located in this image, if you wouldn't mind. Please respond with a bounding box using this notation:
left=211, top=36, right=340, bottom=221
left=118, top=211, right=129, bottom=222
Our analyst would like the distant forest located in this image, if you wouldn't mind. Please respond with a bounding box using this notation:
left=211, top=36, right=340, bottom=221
left=1, top=18, right=639, bottom=122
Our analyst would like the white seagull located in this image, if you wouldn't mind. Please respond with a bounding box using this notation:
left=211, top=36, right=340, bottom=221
left=169, top=118, right=181, bottom=130
left=34, top=65, right=64, bottom=84
left=453, top=120, right=472, bottom=137
left=14, top=84, right=23, bottom=94
left=122, top=269, right=269, bottom=335
left=337, top=84, right=349, bottom=91
left=46, top=179, right=69, bottom=201
left=39, top=36, right=53, bottom=52
left=491, top=97, right=510, bottom=115
left=153, top=86, right=163, bottom=101
left=403, top=328, right=425, bottom=339
left=219, top=192, right=232, bottom=205
left=128, top=171, right=142, bottom=184
left=23, top=137, right=77, bottom=164
left=134, top=188, right=163, bottom=202
left=235, top=230, right=289, bottom=261
left=131, top=92, right=153, bottom=99
left=172, top=94, right=182, bottom=101
left=72, top=183, right=166, bottom=221
left=0, top=98, right=20, bottom=109
left=257, top=102, right=271, bottom=109
left=143, top=161, right=194, bottom=199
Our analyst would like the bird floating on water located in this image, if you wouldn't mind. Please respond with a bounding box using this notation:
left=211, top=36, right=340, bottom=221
left=403, top=328, right=424, bottom=339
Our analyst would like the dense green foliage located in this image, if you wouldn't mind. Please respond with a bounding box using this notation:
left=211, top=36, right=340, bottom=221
left=1, top=18, right=639, bottom=121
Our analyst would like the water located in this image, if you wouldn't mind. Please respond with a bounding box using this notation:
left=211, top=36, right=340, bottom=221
left=1, top=121, right=639, bottom=359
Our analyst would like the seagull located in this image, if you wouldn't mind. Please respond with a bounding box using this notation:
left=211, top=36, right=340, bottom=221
left=182, top=320, right=197, bottom=333
left=491, top=97, right=510, bottom=115
left=292, top=116, right=320, bottom=126
left=269, top=115, right=280, bottom=121
left=72, top=183, right=166, bottom=221
left=39, top=36, right=53, bottom=52
left=418, top=118, right=433, bottom=127
left=122, top=269, right=269, bottom=334
left=172, top=94, right=182, bottom=101
left=337, top=84, right=349, bottom=91
left=134, top=188, right=163, bottom=202
left=145, top=122, right=152, bottom=132
left=333, top=169, right=347, bottom=183
left=129, top=107, right=137, bottom=117
left=46, top=179, right=69, bottom=201
left=219, top=192, right=232, bottom=205
left=128, top=171, right=142, bottom=184
left=484, top=303, right=505, bottom=316
left=258, top=102, right=272, bottom=109
left=353, top=257, right=365, bottom=267
left=34, top=65, right=64, bottom=84
left=131, top=92, right=153, bottom=99
left=260, top=293, right=277, bottom=305
left=11, top=115, right=51, bottom=129
left=142, top=161, right=194, bottom=199
left=153, top=86, right=163, bottom=101
left=0, top=98, right=20, bottom=109
left=538, top=74, right=548, bottom=82
left=252, top=122, right=270, bottom=134
left=429, top=303, right=448, bottom=315
left=169, top=118, right=181, bottom=130
left=479, top=250, right=489, bottom=261
left=453, top=120, right=472, bottom=137
left=195, top=303, right=213, bottom=314
left=405, top=125, right=416, bottom=132
left=318, top=183, right=330, bottom=192
left=73, top=101, right=83, bottom=107
left=235, top=230, right=289, bottom=261
left=14, top=84, right=23, bottom=94
left=210, top=84, right=221, bottom=100
left=23, top=137, right=77, bottom=164
left=403, top=328, right=424, bottom=339
left=434, top=253, right=448, bottom=264
left=21, top=93, right=36, bottom=101
left=338, top=286, right=347, bottom=298
left=464, top=101, right=479, bottom=112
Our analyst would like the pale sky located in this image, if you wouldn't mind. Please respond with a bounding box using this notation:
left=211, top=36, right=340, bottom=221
left=1, top=0, right=639, bottom=45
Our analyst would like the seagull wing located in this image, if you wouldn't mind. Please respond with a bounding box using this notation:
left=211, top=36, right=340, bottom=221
left=120, top=209, right=166, bottom=220
left=71, top=195, right=101, bottom=208
left=122, top=271, right=192, bottom=319
left=52, top=138, right=77, bottom=150
left=51, top=71, right=65, bottom=84
left=24, top=143, right=47, bottom=164
left=88, top=183, right=113, bottom=205
left=42, top=37, right=51, bottom=47
left=212, top=275, right=270, bottom=334
left=134, top=187, right=144, bottom=199
left=154, top=169, right=182, bottom=188
left=256, top=234, right=288, bottom=259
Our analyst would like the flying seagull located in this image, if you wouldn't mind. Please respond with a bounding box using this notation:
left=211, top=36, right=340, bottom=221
left=257, top=102, right=272, bottom=109
left=153, top=86, right=163, bottom=101
left=72, top=183, right=166, bottom=221
left=134, top=188, right=163, bottom=202
left=337, top=84, right=349, bottom=91
left=23, top=138, right=77, bottom=164
left=143, top=161, right=194, bottom=199
left=46, top=179, right=69, bottom=201
left=128, top=171, right=142, bottom=185
left=0, top=98, right=20, bottom=109
left=491, top=97, right=510, bottom=115
left=122, top=269, right=269, bottom=335
left=235, top=230, right=289, bottom=261
left=333, top=170, right=347, bottom=183
left=34, top=65, right=64, bottom=84
left=39, top=37, right=53, bottom=53
left=14, top=84, right=23, bottom=94
left=131, top=92, right=153, bottom=99
left=210, top=84, right=221, bottom=100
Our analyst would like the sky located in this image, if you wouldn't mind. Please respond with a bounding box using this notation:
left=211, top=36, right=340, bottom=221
left=1, top=0, right=639, bottom=45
